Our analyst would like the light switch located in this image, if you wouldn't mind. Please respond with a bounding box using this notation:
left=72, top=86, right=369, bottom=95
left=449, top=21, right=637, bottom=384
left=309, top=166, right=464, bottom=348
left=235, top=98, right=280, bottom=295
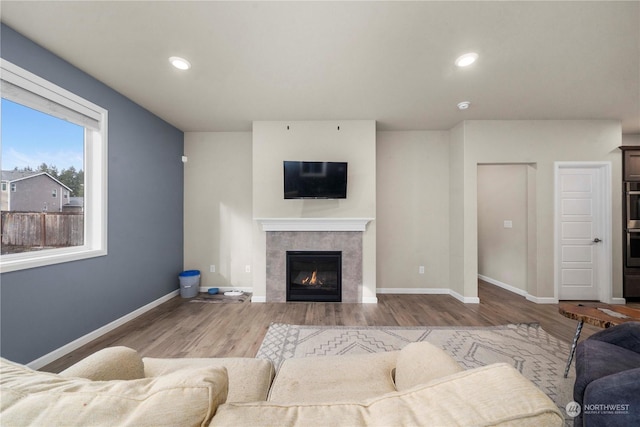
left=504, top=220, right=513, bottom=228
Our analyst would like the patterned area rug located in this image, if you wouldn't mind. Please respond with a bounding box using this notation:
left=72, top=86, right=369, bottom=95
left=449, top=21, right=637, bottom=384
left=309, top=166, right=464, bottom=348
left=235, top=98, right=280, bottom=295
left=257, top=323, right=575, bottom=422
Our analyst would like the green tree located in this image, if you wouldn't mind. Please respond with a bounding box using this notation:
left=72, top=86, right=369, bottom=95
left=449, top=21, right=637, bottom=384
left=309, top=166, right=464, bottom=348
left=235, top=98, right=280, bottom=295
left=58, top=166, right=84, bottom=197
left=37, top=162, right=59, bottom=179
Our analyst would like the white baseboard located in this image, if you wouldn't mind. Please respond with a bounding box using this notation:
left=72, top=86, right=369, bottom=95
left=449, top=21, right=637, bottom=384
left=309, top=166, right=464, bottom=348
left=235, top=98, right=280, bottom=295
left=479, top=274, right=559, bottom=304
left=525, top=295, right=559, bottom=304
left=251, top=295, right=266, bottom=303
left=27, top=290, right=179, bottom=370
left=609, top=297, right=627, bottom=305
left=478, top=275, right=527, bottom=297
left=449, top=290, right=480, bottom=304
left=377, top=287, right=480, bottom=304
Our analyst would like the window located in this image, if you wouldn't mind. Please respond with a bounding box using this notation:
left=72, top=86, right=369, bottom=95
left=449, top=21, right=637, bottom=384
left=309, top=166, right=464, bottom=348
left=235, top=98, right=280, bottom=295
left=0, top=59, right=108, bottom=273
left=1, top=183, right=6, bottom=191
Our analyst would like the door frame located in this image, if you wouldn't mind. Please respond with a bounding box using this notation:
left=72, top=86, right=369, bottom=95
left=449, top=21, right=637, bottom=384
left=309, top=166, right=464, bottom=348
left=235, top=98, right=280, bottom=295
left=554, top=161, right=613, bottom=303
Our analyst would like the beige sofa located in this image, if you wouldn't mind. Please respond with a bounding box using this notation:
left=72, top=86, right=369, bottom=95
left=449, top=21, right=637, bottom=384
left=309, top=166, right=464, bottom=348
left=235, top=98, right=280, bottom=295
left=1, top=342, right=563, bottom=426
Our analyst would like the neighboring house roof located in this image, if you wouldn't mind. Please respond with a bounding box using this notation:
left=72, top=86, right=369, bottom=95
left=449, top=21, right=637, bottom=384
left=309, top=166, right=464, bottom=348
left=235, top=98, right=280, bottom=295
left=1, top=170, right=73, bottom=192
left=1, top=170, right=40, bottom=182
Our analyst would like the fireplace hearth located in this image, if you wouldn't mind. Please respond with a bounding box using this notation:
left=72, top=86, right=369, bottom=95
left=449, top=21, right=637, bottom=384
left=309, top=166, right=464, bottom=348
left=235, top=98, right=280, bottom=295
left=286, top=251, right=342, bottom=302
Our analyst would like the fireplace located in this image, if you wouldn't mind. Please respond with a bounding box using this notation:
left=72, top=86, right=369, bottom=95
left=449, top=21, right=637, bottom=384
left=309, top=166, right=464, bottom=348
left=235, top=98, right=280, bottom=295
left=286, top=251, right=342, bottom=302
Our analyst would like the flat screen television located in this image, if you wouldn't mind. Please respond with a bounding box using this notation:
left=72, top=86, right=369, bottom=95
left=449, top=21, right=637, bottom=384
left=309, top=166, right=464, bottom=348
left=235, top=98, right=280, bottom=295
left=284, top=161, right=348, bottom=199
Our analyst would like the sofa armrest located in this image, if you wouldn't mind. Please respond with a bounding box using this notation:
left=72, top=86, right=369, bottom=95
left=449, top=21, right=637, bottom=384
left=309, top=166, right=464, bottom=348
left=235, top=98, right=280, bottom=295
left=588, top=321, right=640, bottom=354
left=59, top=346, right=144, bottom=381
left=582, top=367, right=640, bottom=426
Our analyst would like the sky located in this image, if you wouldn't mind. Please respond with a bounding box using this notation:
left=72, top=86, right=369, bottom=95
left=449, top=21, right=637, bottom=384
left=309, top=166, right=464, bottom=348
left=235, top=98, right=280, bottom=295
left=1, top=98, right=84, bottom=172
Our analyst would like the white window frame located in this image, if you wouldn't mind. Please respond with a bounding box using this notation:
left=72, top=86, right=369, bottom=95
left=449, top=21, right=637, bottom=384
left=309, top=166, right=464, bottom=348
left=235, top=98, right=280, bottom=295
left=0, top=59, right=108, bottom=273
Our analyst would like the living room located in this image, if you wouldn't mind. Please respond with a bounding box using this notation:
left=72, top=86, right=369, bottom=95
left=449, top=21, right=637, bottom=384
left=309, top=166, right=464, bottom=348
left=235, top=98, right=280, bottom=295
left=1, top=2, right=639, bottom=425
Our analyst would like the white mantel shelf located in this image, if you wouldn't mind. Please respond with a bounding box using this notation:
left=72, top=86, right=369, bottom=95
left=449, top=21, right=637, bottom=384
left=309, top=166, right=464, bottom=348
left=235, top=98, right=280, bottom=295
left=255, top=218, right=373, bottom=232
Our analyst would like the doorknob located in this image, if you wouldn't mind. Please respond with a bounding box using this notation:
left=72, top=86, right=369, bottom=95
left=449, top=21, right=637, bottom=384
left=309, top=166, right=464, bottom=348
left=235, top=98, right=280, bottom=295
left=593, top=238, right=602, bottom=243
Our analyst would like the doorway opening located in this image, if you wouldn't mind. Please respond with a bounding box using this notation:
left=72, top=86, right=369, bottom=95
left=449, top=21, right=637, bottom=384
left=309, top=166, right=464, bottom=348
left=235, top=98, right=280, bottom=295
left=477, top=164, right=537, bottom=300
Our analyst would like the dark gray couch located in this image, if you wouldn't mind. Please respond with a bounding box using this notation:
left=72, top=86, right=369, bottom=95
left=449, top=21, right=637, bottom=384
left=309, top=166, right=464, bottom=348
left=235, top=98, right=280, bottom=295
left=573, top=321, right=640, bottom=426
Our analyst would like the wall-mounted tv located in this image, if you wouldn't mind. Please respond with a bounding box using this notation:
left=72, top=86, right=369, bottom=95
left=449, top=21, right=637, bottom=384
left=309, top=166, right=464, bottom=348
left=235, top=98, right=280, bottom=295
left=284, top=161, right=348, bottom=199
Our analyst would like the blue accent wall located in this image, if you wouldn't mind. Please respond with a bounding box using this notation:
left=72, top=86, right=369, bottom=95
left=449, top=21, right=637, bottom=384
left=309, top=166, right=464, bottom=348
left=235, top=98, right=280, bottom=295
left=0, top=24, right=184, bottom=364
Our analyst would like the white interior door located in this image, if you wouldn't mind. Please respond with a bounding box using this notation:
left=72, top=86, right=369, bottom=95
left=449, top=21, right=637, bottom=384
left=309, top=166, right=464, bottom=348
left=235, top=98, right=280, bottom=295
left=557, top=167, right=603, bottom=300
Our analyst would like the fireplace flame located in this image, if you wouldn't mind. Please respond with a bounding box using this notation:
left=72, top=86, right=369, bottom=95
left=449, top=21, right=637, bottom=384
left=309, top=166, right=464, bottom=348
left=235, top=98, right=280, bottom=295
left=301, top=270, right=323, bottom=286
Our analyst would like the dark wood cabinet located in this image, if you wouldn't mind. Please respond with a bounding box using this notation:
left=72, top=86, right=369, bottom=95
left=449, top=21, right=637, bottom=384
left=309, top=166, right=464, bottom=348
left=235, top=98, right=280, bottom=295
left=623, top=273, right=640, bottom=298
left=620, top=146, right=640, bottom=299
left=624, top=149, right=640, bottom=181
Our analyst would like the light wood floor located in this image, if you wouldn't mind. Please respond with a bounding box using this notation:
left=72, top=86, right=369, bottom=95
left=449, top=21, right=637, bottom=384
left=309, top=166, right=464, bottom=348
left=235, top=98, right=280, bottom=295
left=42, top=281, right=639, bottom=373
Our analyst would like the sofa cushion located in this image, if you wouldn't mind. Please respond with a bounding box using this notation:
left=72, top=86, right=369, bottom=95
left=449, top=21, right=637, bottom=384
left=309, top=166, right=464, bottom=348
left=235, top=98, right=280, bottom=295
left=60, top=346, right=145, bottom=381
left=394, top=341, right=463, bottom=390
left=212, top=363, right=563, bottom=427
left=0, top=357, right=227, bottom=427
left=574, top=339, right=640, bottom=405
left=267, top=351, right=398, bottom=403
left=143, top=357, right=274, bottom=403
left=583, top=367, right=640, bottom=426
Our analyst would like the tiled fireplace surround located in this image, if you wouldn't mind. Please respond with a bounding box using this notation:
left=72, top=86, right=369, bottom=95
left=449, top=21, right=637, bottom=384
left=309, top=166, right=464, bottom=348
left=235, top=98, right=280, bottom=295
left=258, top=219, right=371, bottom=303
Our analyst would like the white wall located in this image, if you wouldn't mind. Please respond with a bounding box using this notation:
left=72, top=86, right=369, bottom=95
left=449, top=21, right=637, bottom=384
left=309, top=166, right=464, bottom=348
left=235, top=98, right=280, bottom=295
left=183, top=120, right=624, bottom=303
left=252, top=121, right=376, bottom=218
left=458, top=120, right=622, bottom=301
left=449, top=122, right=469, bottom=299
left=622, top=134, right=640, bottom=146
left=376, top=131, right=450, bottom=291
left=252, top=121, right=377, bottom=301
left=183, top=132, right=254, bottom=289
left=477, top=164, right=529, bottom=293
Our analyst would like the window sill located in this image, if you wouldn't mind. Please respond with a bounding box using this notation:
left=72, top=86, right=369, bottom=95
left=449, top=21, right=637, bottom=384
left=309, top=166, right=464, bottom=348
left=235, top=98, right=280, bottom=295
left=0, top=247, right=107, bottom=273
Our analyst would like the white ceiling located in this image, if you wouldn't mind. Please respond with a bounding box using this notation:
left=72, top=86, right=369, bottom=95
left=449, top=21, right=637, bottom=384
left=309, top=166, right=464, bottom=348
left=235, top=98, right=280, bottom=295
left=2, top=1, right=639, bottom=134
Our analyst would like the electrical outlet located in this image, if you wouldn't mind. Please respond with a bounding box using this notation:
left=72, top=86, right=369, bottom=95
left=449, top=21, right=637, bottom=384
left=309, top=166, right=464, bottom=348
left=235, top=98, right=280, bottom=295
left=210, top=265, right=216, bottom=273
left=245, top=265, right=251, bottom=273
left=419, top=266, right=425, bottom=274
left=504, top=220, right=513, bottom=228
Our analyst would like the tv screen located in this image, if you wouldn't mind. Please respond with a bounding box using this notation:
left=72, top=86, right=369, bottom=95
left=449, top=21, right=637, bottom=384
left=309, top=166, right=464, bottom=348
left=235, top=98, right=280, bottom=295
left=284, top=161, right=348, bottom=199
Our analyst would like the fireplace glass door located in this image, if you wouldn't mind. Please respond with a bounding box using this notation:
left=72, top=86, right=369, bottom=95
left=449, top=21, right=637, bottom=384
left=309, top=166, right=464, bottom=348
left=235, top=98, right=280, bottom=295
left=286, top=251, right=342, bottom=302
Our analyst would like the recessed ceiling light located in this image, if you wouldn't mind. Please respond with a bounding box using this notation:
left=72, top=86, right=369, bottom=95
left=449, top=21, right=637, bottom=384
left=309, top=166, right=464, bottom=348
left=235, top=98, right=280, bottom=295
left=169, top=56, right=191, bottom=70
left=455, top=52, right=478, bottom=67
left=457, top=101, right=471, bottom=110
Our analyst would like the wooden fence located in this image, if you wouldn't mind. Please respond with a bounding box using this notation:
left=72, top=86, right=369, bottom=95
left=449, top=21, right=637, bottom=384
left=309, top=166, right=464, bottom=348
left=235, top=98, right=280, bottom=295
left=1, top=211, right=84, bottom=248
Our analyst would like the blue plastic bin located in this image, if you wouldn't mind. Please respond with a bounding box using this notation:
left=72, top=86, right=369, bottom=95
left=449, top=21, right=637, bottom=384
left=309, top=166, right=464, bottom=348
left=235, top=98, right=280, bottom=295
left=179, top=270, right=200, bottom=298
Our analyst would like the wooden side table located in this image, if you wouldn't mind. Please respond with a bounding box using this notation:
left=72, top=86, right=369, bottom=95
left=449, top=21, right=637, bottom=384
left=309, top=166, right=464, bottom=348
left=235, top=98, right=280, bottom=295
left=558, top=303, right=640, bottom=377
